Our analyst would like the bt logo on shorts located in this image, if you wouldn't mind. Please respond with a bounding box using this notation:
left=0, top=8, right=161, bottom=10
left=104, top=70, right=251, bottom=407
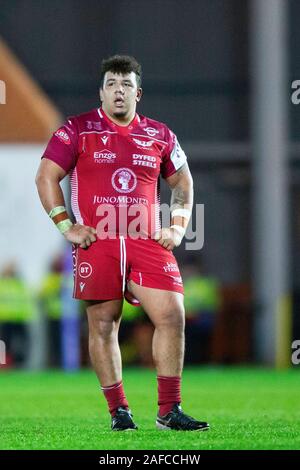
left=79, top=262, right=93, bottom=278
left=112, top=168, right=137, bottom=194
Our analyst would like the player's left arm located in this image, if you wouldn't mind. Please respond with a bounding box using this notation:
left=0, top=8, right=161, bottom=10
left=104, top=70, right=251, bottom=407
left=154, top=162, right=193, bottom=250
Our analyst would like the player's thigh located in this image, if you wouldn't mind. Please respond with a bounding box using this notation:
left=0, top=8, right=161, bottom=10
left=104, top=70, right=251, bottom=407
left=127, top=281, right=185, bottom=328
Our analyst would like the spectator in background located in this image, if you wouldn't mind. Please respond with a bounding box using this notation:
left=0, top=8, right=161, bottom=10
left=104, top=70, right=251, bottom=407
left=119, top=301, right=154, bottom=367
left=38, top=254, right=63, bottom=367
left=181, top=260, right=220, bottom=363
left=0, top=261, right=34, bottom=367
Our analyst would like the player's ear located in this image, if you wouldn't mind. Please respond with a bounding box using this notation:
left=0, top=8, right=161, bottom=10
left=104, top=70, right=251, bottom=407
left=136, top=88, right=142, bottom=102
left=99, top=87, right=103, bottom=102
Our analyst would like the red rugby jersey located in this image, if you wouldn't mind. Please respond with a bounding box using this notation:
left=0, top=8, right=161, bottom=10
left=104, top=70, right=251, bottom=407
left=42, top=107, right=187, bottom=238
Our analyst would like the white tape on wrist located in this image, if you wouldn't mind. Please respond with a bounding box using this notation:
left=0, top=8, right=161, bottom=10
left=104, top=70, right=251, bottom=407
left=171, top=208, right=191, bottom=220
left=170, top=224, right=186, bottom=245
left=170, top=225, right=186, bottom=236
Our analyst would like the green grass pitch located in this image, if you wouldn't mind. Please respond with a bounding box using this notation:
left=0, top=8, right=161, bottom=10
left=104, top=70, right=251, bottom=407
left=0, top=367, right=299, bottom=450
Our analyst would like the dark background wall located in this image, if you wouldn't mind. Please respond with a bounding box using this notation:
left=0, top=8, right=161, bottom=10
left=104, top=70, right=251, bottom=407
left=0, top=0, right=249, bottom=140
left=1, top=0, right=300, bottom=287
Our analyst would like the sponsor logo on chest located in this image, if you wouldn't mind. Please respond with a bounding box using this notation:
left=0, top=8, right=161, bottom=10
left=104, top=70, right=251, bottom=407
left=132, top=138, right=155, bottom=150
left=132, top=154, right=157, bottom=168
left=93, top=194, right=148, bottom=206
left=144, top=127, right=160, bottom=137
left=93, top=149, right=116, bottom=163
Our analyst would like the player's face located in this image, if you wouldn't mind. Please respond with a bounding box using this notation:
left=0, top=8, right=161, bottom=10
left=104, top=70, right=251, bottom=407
left=100, top=71, right=142, bottom=119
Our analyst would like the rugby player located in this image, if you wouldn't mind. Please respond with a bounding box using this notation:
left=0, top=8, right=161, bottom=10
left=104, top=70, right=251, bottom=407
left=36, top=55, right=209, bottom=432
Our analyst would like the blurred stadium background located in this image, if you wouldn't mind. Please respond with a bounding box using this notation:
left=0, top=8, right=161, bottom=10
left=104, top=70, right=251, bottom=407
left=0, top=0, right=299, bottom=450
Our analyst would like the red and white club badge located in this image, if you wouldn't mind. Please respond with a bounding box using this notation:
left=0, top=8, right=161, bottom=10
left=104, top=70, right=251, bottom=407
left=111, top=167, right=137, bottom=194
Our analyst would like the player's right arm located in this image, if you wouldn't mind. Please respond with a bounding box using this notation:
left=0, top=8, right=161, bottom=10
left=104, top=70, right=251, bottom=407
left=35, top=154, right=96, bottom=249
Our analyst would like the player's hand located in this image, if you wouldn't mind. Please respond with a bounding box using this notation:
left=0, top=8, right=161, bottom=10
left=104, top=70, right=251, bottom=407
left=153, top=227, right=183, bottom=251
left=63, top=223, right=97, bottom=249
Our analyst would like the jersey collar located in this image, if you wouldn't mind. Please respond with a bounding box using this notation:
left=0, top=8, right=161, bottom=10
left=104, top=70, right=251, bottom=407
left=98, top=107, right=140, bottom=135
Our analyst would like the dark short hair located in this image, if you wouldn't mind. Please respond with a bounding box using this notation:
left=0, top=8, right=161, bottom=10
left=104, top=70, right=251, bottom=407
left=100, top=55, right=142, bottom=88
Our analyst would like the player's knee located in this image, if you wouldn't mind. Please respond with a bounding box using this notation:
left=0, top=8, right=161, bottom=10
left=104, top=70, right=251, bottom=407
left=87, top=303, right=121, bottom=337
left=157, top=307, right=185, bottom=331
left=89, top=317, right=118, bottom=340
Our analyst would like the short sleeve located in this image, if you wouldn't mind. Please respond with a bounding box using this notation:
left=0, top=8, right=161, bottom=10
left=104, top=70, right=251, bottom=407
left=160, top=127, right=187, bottom=179
left=42, top=117, right=79, bottom=173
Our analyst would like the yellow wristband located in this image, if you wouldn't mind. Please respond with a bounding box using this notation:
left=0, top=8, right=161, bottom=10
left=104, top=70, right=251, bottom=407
left=57, top=219, right=73, bottom=234
left=49, top=206, right=66, bottom=219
